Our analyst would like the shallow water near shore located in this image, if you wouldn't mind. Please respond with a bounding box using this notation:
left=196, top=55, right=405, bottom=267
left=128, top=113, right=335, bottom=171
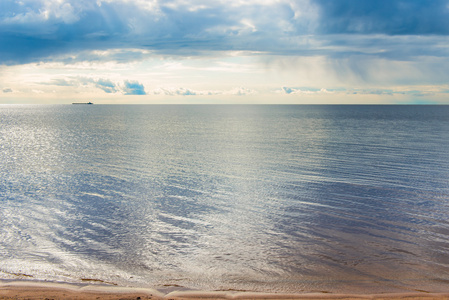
left=1, top=104, right=449, bottom=294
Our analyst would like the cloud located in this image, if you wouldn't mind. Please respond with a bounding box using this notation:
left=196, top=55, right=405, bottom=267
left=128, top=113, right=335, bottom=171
left=281, top=87, right=333, bottom=95
left=0, top=1, right=144, bottom=64
left=96, top=79, right=118, bottom=93
left=227, top=87, right=256, bottom=95
left=282, top=87, right=294, bottom=94
left=153, top=87, right=197, bottom=96
left=280, top=86, right=441, bottom=97
left=42, top=77, right=118, bottom=92
left=123, top=80, right=146, bottom=95
left=59, top=49, right=152, bottom=64
left=45, top=78, right=74, bottom=86
left=314, top=0, right=449, bottom=35
left=2, top=88, right=13, bottom=93
left=0, top=0, right=317, bottom=64
left=2, top=0, right=449, bottom=66
left=1, top=0, right=80, bottom=26
left=2, top=0, right=449, bottom=105
left=152, top=86, right=256, bottom=96
left=39, top=76, right=145, bottom=95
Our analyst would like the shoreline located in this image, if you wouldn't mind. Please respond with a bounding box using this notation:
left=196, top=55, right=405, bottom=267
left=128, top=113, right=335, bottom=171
left=1, top=280, right=449, bottom=300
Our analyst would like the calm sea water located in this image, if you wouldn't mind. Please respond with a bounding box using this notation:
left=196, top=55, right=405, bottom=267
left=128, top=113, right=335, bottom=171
left=1, top=104, right=449, bottom=294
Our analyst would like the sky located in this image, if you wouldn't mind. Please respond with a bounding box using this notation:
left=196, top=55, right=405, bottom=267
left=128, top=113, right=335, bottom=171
left=1, top=0, right=449, bottom=104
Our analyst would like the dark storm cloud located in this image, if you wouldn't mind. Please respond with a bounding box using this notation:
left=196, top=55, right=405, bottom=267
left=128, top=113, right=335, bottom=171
left=314, top=0, right=449, bottom=35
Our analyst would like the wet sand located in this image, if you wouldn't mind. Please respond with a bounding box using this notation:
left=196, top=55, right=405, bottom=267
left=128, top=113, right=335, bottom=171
left=1, top=281, right=449, bottom=300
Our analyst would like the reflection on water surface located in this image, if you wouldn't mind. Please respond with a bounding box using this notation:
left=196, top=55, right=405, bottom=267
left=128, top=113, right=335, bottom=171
left=1, top=105, right=449, bottom=293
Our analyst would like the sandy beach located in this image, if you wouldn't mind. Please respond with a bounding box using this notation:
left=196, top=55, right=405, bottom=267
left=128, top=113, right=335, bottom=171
left=1, top=281, right=449, bottom=300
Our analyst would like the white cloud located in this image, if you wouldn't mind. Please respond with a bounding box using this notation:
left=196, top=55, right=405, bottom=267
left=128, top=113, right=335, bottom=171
left=151, top=86, right=256, bottom=96
left=227, top=87, right=257, bottom=95
left=281, top=87, right=334, bottom=95
left=153, top=87, right=198, bottom=96
left=2, top=0, right=80, bottom=25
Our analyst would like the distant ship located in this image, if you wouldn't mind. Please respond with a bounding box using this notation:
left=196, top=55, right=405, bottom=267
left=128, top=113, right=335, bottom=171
left=72, top=102, right=93, bottom=105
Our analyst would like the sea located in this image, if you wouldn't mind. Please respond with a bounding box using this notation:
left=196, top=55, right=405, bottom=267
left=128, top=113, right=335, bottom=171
left=1, top=104, right=449, bottom=294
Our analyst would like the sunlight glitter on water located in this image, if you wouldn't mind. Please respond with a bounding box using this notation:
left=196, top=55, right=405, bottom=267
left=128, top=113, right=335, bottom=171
left=1, top=105, right=449, bottom=293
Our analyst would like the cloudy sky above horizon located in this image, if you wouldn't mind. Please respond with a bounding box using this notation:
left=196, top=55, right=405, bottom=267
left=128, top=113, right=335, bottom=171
left=1, top=0, right=449, bottom=104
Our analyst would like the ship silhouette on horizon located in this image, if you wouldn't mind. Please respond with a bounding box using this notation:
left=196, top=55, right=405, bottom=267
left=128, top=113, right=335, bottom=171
left=72, top=102, right=93, bottom=105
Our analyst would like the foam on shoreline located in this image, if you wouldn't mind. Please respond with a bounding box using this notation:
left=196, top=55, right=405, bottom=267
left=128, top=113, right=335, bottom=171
left=1, top=280, right=449, bottom=300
